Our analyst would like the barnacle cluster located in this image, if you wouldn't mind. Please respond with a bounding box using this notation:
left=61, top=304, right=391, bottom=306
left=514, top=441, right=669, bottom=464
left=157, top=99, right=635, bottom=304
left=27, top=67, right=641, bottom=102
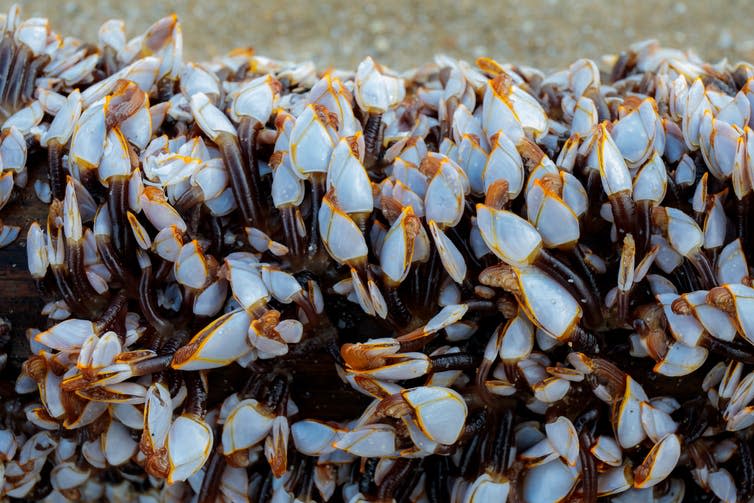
left=1, top=4, right=754, bottom=502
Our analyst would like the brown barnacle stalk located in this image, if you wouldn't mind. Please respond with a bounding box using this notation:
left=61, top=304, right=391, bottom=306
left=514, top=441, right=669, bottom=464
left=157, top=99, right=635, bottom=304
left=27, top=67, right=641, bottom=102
left=191, top=92, right=263, bottom=229
left=737, top=433, right=754, bottom=500
left=264, top=375, right=291, bottom=477
left=197, top=444, right=226, bottom=503
left=380, top=206, right=422, bottom=327
left=530, top=172, right=601, bottom=296
left=46, top=200, right=97, bottom=317
left=292, top=104, right=340, bottom=260
left=596, top=122, right=638, bottom=242
left=63, top=179, right=108, bottom=311
left=336, top=132, right=373, bottom=233
left=46, top=138, right=65, bottom=200
left=135, top=249, right=173, bottom=336
left=107, top=173, right=132, bottom=257
left=93, top=204, right=138, bottom=293
left=42, top=90, right=83, bottom=201
left=354, top=57, right=405, bottom=170
left=569, top=408, right=600, bottom=503
left=1, top=15, right=51, bottom=113
left=268, top=149, right=306, bottom=261
left=94, top=288, right=128, bottom=335
left=363, top=111, right=383, bottom=169
left=97, top=83, right=147, bottom=265
left=236, top=115, right=265, bottom=222
left=0, top=13, right=16, bottom=105
left=616, top=233, right=636, bottom=322
left=231, top=75, right=282, bottom=231
left=308, top=178, right=327, bottom=260
left=0, top=317, right=9, bottom=362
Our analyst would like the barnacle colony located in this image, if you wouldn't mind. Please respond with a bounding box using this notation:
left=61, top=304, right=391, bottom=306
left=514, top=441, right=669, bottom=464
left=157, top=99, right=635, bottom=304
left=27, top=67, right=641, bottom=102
left=0, top=4, right=754, bottom=502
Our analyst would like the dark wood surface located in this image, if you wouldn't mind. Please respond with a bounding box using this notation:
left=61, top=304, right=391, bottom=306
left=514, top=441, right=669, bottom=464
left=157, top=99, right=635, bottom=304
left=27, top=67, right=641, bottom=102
left=0, top=157, right=47, bottom=367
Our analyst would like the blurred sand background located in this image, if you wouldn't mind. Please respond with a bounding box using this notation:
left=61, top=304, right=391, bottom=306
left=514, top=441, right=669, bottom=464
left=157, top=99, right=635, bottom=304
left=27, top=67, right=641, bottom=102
left=11, top=0, right=754, bottom=72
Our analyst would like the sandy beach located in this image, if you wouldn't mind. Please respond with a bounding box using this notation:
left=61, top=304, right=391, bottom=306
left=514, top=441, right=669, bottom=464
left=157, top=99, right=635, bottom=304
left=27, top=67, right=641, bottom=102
left=14, top=0, right=754, bottom=71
